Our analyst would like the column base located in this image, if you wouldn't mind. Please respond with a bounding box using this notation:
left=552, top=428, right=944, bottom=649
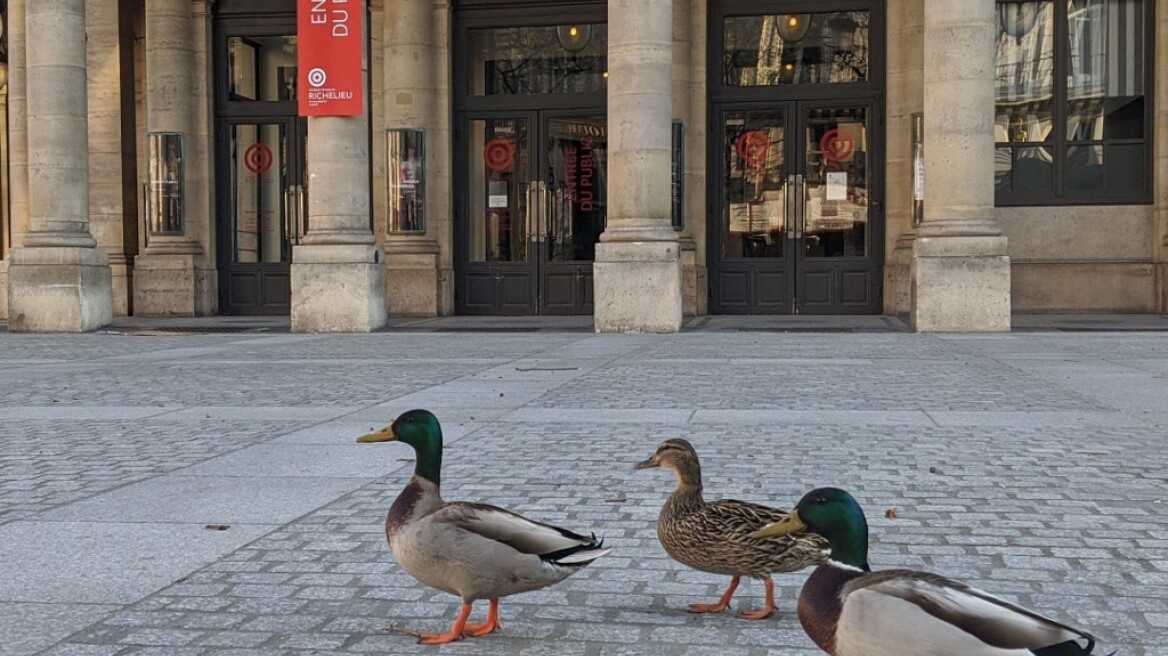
left=291, top=243, right=387, bottom=332
left=890, top=235, right=915, bottom=316
left=6, top=246, right=114, bottom=332
left=911, top=236, right=1011, bottom=332
left=593, top=241, right=683, bottom=333
left=0, top=260, right=9, bottom=320
left=132, top=253, right=204, bottom=317
left=385, top=238, right=440, bottom=317
left=679, top=238, right=707, bottom=316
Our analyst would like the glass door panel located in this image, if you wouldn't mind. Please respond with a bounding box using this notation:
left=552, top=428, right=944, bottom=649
left=801, top=106, right=869, bottom=259
left=723, top=111, right=788, bottom=259
left=546, top=116, right=606, bottom=263
left=468, top=118, right=531, bottom=264
left=723, top=11, right=870, bottom=86
left=229, top=122, right=289, bottom=264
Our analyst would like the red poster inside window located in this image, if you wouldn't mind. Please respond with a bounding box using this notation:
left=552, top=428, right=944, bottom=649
left=298, top=0, right=364, bottom=117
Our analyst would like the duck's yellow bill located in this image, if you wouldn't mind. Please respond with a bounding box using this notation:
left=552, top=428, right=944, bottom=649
left=752, top=510, right=807, bottom=538
left=357, top=426, right=397, bottom=443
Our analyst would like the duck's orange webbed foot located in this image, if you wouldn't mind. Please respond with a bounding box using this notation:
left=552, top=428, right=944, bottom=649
left=687, top=576, right=740, bottom=614
left=463, top=598, right=501, bottom=637
left=417, top=601, right=473, bottom=645
left=736, top=577, right=776, bottom=620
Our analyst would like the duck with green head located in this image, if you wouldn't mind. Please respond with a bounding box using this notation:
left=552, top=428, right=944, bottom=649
left=358, top=409, right=610, bottom=645
left=753, top=487, right=1109, bottom=656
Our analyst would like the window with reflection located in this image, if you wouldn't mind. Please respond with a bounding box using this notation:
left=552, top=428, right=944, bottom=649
left=723, top=12, right=869, bottom=86
left=469, top=24, right=607, bottom=95
left=228, top=35, right=298, bottom=102
left=995, top=0, right=1150, bottom=205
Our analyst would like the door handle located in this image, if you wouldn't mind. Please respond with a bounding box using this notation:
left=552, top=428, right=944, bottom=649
left=794, top=173, right=805, bottom=240
left=284, top=186, right=296, bottom=247
left=292, top=184, right=307, bottom=244
left=785, top=174, right=796, bottom=240
left=529, top=181, right=547, bottom=243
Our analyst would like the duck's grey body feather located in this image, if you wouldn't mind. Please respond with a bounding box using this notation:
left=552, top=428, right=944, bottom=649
left=829, top=567, right=1098, bottom=656
left=388, top=477, right=610, bottom=602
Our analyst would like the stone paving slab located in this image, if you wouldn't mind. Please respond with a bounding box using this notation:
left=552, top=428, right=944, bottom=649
left=1, top=329, right=1166, bottom=655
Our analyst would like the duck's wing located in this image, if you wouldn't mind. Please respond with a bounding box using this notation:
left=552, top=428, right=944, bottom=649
left=440, top=502, right=610, bottom=565
left=843, top=570, right=1099, bottom=654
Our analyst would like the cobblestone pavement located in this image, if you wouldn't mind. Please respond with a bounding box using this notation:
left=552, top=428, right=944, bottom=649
left=1, top=328, right=1167, bottom=655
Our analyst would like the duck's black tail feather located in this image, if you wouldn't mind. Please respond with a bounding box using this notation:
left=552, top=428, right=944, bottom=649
left=1033, top=638, right=1113, bottom=656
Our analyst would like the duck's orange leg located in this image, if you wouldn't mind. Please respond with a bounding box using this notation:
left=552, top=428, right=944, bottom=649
left=737, top=577, right=775, bottom=620
left=418, top=601, right=473, bottom=645
left=464, top=598, right=501, bottom=637
left=687, top=576, right=740, bottom=613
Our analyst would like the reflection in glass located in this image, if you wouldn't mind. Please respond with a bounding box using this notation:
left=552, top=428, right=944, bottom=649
left=995, top=2, right=1055, bottom=143
left=723, top=111, right=786, bottom=259
left=546, top=118, right=606, bottom=262
left=996, top=145, right=1054, bottom=195
left=387, top=129, right=425, bottom=233
left=469, top=119, right=529, bottom=262
left=231, top=123, right=287, bottom=264
left=470, top=25, right=607, bottom=95
left=723, top=12, right=869, bottom=86
left=147, top=133, right=184, bottom=235
left=1065, top=144, right=1103, bottom=191
left=803, top=108, right=867, bottom=259
left=1066, top=0, right=1145, bottom=140
left=229, top=35, right=298, bottom=102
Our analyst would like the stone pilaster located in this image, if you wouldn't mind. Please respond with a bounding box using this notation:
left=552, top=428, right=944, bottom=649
left=291, top=115, right=387, bottom=332
left=7, top=0, right=113, bottom=332
left=86, top=0, right=135, bottom=316
left=381, top=0, right=441, bottom=316
left=888, top=0, right=924, bottom=316
left=910, top=0, right=1010, bottom=332
left=594, top=0, right=682, bottom=333
left=1156, top=0, right=1168, bottom=312
left=134, top=0, right=207, bottom=316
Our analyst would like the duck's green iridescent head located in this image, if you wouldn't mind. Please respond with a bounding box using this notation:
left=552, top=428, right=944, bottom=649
left=357, top=409, right=443, bottom=485
left=752, top=487, right=870, bottom=570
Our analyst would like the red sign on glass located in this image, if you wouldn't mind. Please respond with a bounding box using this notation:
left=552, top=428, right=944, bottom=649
left=298, top=0, right=364, bottom=117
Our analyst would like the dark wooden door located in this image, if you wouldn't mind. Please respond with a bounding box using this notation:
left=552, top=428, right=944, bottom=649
left=456, top=112, right=605, bottom=315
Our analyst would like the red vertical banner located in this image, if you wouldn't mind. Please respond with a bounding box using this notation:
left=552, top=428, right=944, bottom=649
left=298, top=0, right=364, bottom=116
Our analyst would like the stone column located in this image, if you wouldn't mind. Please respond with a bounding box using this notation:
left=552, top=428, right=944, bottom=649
left=594, top=0, right=682, bottom=333
left=887, top=0, right=924, bottom=316
left=381, top=0, right=441, bottom=316
left=134, top=0, right=206, bottom=316
left=0, top=0, right=25, bottom=320
left=7, top=0, right=113, bottom=331
left=291, top=111, right=388, bottom=331
left=910, top=0, right=1010, bottom=331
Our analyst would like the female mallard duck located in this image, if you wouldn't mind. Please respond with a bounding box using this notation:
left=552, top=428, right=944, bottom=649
left=358, top=409, right=610, bottom=645
left=634, top=438, right=828, bottom=619
left=753, top=487, right=1107, bottom=656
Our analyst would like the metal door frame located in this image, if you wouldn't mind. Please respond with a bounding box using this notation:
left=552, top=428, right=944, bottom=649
left=707, top=0, right=886, bottom=314
left=451, top=3, right=608, bottom=315
left=213, top=12, right=305, bottom=315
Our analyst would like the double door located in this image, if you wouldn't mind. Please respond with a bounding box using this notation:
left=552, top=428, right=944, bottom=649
left=457, top=112, right=606, bottom=315
left=711, top=101, right=881, bottom=314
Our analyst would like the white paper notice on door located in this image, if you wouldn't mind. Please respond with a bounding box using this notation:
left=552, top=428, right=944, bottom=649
left=825, top=172, right=848, bottom=201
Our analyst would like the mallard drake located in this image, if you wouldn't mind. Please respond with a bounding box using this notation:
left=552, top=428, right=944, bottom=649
left=358, top=409, right=610, bottom=645
left=634, top=438, right=828, bottom=619
left=753, top=487, right=1108, bottom=656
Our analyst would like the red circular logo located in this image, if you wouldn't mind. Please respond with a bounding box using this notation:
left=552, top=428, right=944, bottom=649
left=736, top=130, right=771, bottom=166
left=482, top=138, right=516, bottom=172
left=820, top=128, right=855, bottom=162
left=244, top=143, right=274, bottom=174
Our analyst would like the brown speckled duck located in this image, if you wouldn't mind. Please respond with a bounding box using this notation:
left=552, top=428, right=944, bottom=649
left=635, top=438, right=828, bottom=619
left=358, top=409, right=610, bottom=645
left=753, top=487, right=1107, bottom=656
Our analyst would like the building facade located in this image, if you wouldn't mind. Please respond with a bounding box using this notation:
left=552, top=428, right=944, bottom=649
left=0, top=0, right=1164, bottom=332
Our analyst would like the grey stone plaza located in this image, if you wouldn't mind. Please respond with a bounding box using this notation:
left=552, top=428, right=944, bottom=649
left=1, top=319, right=1167, bottom=655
